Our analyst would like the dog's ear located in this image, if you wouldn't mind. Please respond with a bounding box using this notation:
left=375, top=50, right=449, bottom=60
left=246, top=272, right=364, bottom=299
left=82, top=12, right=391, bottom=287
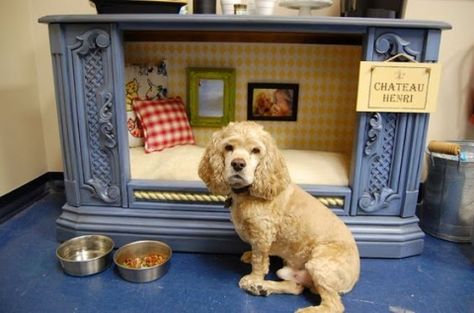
left=250, top=133, right=290, bottom=200
left=198, top=130, right=231, bottom=196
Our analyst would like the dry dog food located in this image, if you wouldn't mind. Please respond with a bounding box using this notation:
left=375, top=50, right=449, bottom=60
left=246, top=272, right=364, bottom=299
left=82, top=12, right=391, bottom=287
left=122, top=254, right=166, bottom=268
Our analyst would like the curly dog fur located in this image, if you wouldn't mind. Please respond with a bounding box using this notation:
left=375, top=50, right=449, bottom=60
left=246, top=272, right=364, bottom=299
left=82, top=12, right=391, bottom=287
left=198, top=121, right=360, bottom=313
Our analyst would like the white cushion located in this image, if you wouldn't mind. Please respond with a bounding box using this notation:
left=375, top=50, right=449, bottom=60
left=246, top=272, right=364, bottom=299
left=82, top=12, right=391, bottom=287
left=129, top=146, right=349, bottom=186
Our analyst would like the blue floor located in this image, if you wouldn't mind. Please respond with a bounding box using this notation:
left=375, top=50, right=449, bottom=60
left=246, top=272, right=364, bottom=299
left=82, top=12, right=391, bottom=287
left=0, top=192, right=473, bottom=313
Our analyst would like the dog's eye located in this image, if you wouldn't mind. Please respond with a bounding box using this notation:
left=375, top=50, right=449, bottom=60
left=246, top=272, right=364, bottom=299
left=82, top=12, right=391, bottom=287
left=225, top=144, right=233, bottom=152
left=251, top=147, right=261, bottom=154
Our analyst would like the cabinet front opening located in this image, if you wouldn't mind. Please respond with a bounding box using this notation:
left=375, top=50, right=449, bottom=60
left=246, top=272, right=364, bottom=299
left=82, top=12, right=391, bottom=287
left=123, top=39, right=361, bottom=190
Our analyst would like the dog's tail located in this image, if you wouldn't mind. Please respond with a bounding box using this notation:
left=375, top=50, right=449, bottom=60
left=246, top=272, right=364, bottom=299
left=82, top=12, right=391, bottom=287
left=294, top=285, right=344, bottom=313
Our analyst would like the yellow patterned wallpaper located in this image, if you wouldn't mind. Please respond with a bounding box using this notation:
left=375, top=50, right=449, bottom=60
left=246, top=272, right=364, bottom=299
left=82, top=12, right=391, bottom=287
left=125, top=42, right=361, bottom=154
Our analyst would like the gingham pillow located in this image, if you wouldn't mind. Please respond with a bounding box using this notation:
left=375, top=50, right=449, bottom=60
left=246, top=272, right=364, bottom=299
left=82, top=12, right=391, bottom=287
left=133, top=97, right=195, bottom=153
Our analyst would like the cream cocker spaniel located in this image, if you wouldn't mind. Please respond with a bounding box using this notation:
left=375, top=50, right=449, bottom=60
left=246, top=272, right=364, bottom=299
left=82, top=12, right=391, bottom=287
left=198, top=121, right=360, bottom=313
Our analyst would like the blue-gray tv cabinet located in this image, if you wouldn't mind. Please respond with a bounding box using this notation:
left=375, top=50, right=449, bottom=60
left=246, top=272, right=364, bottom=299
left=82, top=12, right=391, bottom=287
left=39, top=14, right=450, bottom=258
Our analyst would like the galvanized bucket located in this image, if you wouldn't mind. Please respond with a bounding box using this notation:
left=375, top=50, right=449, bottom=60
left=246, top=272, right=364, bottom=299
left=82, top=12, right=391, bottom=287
left=418, top=141, right=474, bottom=242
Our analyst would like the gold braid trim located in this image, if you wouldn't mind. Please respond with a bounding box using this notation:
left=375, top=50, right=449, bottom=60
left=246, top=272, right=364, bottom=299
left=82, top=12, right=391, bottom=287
left=134, top=190, right=226, bottom=203
left=133, top=190, right=344, bottom=207
left=318, top=197, right=344, bottom=207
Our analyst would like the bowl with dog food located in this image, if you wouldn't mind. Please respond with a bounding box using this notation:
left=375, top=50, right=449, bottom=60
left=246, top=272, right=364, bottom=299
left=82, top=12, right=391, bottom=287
left=56, top=234, right=115, bottom=276
left=113, top=240, right=172, bottom=283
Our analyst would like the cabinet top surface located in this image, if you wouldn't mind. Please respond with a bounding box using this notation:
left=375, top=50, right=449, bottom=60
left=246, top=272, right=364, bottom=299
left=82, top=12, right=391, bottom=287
left=38, top=14, right=451, bottom=30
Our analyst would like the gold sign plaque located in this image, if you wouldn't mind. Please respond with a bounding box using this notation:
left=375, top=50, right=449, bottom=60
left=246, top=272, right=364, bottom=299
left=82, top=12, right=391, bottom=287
left=356, top=62, right=441, bottom=112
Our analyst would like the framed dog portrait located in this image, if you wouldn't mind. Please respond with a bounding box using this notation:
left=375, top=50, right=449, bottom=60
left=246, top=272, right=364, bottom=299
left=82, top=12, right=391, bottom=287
left=247, top=83, right=299, bottom=121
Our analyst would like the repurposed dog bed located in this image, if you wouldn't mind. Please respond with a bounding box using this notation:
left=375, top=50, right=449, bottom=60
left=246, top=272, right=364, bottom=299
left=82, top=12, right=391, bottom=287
left=40, top=15, right=450, bottom=258
left=129, top=145, right=350, bottom=186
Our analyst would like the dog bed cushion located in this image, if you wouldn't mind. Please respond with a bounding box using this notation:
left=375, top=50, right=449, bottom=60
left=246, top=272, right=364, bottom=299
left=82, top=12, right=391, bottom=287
left=129, top=146, right=350, bottom=186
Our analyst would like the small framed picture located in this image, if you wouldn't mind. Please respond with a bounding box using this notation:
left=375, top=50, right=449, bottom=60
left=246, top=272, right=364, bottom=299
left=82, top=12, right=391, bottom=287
left=247, top=83, right=299, bottom=121
left=187, top=68, right=236, bottom=127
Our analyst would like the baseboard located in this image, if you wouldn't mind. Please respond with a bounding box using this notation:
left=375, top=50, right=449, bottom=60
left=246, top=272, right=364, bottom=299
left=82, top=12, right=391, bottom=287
left=0, top=172, right=64, bottom=223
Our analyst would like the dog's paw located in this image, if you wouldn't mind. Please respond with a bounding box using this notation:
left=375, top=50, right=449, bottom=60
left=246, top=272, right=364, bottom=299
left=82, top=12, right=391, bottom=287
left=239, top=275, right=269, bottom=296
left=287, top=281, right=305, bottom=295
left=240, top=251, right=252, bottom=264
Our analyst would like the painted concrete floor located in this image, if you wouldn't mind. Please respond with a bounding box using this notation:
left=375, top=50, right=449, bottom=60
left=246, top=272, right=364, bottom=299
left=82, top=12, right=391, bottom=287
left=0, top=192, right=473, bottom=313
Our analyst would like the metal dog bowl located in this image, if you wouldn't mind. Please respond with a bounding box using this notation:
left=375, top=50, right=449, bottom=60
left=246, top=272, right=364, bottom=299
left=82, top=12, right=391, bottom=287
left=56, top=235, right=115, bottom=276
left=114, top=240, right=172, bottom=283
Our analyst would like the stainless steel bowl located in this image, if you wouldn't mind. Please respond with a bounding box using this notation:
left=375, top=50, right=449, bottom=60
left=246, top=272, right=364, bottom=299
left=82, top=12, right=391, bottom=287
left=114, top=240, right=172, bottom=283
left=56, top=235, right=115, bottom=276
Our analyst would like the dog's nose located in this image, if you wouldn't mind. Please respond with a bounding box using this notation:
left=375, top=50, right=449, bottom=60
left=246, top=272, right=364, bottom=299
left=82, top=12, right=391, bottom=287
left=231, top=158, right=246, bottom=172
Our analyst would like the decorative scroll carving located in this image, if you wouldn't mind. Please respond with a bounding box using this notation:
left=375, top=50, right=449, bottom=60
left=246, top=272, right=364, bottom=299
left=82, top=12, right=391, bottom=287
left=359, top=188, right=399, bottom=213
left=359, top=113, right=400, bottom=213
left=99, top=91, right=117, bottom=149
left=86, top=179, right=120, bottom=203
left=74, top=29, right=119, bottom=204
left=364, top=113, right=383, bottom=156
left=369, top=113, right=396, bottom=193
left=363, top=33, right=422, bottom=212
left=76, top=30, right=110, bottom=56
left=375, top=33, right=420, bottom=60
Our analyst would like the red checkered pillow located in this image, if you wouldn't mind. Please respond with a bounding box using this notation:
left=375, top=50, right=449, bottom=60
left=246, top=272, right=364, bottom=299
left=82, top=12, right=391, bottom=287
left=133, top=97, right=195, bottom=153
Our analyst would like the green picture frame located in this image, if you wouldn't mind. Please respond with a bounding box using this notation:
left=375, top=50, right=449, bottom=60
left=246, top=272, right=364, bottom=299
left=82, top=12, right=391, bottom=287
left=187, top=67, right=236, bottom=127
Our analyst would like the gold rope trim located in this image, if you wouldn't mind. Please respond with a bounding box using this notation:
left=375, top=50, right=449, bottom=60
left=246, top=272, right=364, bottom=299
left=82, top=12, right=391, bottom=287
left=318, top=197, right=344, bottom=207
left=133, top=190, right=344, bottom=207
left=134, top=190, right=226, bottom=203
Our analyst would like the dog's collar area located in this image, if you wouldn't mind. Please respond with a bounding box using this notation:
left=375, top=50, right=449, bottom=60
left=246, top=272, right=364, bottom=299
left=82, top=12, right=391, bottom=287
left=231, top=185, right=251, bottom=194
left=224, top=185, right=251, bottom=208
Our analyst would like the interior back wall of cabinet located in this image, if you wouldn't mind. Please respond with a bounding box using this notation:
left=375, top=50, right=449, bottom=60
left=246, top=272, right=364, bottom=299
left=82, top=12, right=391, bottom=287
left=125, top=42, right=361, bottom=154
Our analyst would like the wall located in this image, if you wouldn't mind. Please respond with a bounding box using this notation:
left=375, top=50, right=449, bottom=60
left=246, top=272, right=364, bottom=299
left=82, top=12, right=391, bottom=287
left=29, top=1, right=95, bottom=173
left=0, top=0, right=47, bottom=196
left=0, top=0, right=93, bottom=196
left=404, top=0, right=474, bottom=179
left=404, top=0, right=474, bottom=142
left=1, top=0, right=472, bottom=197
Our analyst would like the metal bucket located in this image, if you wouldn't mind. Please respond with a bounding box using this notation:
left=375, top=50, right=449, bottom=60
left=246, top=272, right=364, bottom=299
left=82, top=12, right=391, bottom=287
left=418, top=141, right=474, bottom=242
left=471, top=216, right=474, bottom=248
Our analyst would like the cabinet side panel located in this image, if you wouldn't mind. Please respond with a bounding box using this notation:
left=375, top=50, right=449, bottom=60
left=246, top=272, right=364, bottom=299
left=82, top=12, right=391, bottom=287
left=49, top=24, right=81, bottom=206
left=64, top=24, right=123, bottom=206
